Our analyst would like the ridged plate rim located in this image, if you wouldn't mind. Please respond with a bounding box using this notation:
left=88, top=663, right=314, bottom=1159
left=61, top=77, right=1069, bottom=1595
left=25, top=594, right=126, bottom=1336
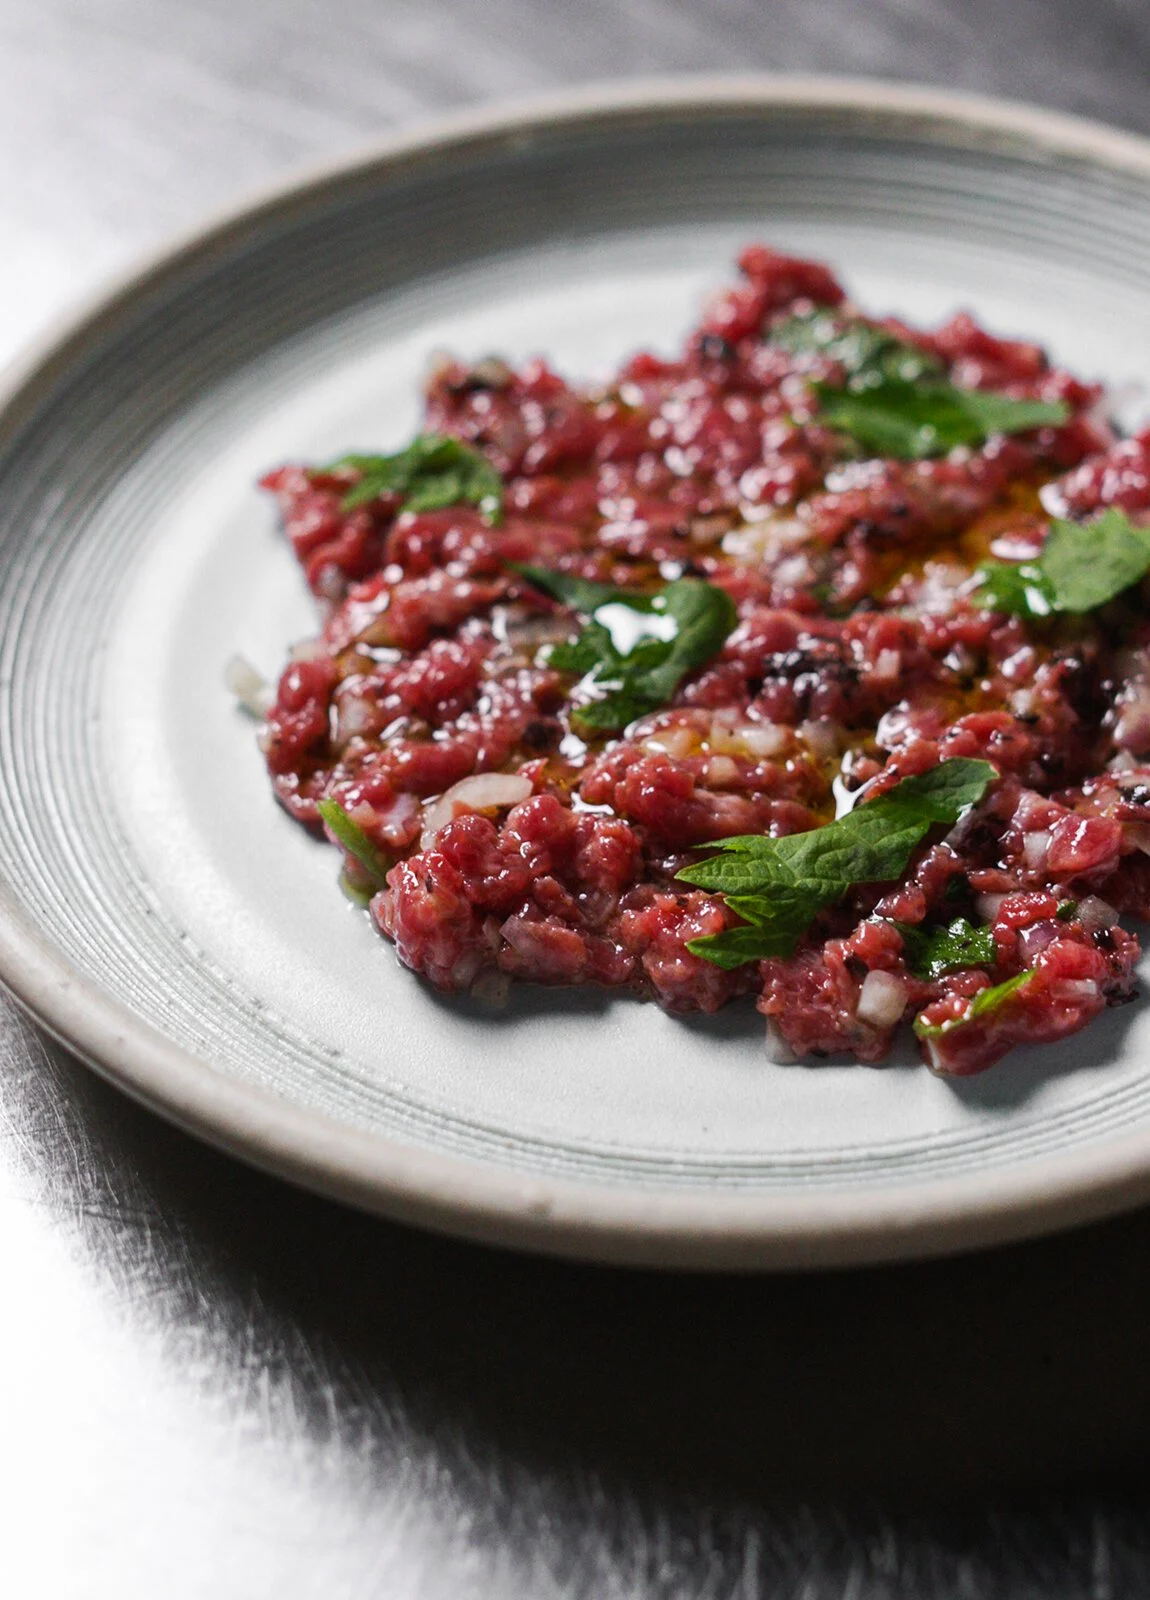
left=6, top=74, right=1150, bottom=1269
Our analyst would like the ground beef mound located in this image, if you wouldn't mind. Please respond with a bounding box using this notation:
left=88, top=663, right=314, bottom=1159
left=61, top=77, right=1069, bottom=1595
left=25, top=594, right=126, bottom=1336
left=258, top=246, right=1150, bottom=1074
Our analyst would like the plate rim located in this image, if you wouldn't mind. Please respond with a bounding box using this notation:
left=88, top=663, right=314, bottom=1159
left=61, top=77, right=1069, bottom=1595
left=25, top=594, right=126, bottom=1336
left=6, top=73, right=1150, bottom=1269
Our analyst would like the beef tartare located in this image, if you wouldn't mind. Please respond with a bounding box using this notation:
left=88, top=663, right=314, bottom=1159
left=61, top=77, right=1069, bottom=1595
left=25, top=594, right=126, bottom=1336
left=255, top=245, right=1150, bottom=1075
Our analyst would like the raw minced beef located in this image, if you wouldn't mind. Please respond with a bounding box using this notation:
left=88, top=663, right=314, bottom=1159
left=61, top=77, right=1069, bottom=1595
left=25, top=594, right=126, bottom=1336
left=258, top=245, right=1150, bottom=1075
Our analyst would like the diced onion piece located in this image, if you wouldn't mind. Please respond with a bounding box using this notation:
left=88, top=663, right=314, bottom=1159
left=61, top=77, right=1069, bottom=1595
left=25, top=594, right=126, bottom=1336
left=643, top=724, right=697, bottom=759
left=920, top=1036, right=948, bottom=1074
left=335, top=696, right=376, bottom=742
left=1053, top=978, right=1099, bottom=1002
left=1077, top=895, right=1119, bottom=931
left=470, top=970, right=511, bottom=1009
left=976, top=893, right=1007, bottom=922
left=764, top=1019, right=798, bottom=1064
left=1114, top=683, right=1150, bottom=754
left=705, top=755, right=739, bottom=786
left=856, top=970, right=907, bottom=1029
left=722, top=517, right=806, bottom=565
left=1022, top=830, right=1051, bottom=870
left=739, top=722, right=788, bottom=760
left=421, top=773, right=533, bottom=849
left=224, top=653, right=274, bottom=718
left=290, top=636, right=329, bottom=662
left=1019, top=923, right=1057, bottom=963
left=799, top=719, right=840, bottom=761
left=873, top=649, right=901, bottom=681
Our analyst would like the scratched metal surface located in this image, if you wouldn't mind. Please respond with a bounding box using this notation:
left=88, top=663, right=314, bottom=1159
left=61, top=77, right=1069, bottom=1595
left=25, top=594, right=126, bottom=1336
left=3, top=3, right=1150, bottom=1595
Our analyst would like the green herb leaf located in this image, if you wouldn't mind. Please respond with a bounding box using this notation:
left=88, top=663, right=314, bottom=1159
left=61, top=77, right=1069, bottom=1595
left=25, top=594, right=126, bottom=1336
left=512, top=564, right=638, bottom=616
left=329, top=434, right=504, bottom=522
left=337, top=870, right=374, bottom=908
left=913, top=970, right=1034, bottom=1039
left=681, top=759, right=995, bottom=968
left=768, top=308, right=942, bottom=385
left=814, top=377, right=1069, bottom=460
left=682, top=925, right=797, bottom=970
left=879, top=762, right=999, bottom=822
left=975, top=559, right=1056, bottom=618
left=513, top=566, right=738, bottom=733
left=893, top=917, right=996, bottom=980
left=977, top=508, right=1150, bottom=619
left=317, top=798, right=393, bottom=889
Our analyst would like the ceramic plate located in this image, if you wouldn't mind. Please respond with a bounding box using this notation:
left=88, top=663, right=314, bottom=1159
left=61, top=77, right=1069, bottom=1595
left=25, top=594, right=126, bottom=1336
left=5, top=77, right=1150, bottom=1268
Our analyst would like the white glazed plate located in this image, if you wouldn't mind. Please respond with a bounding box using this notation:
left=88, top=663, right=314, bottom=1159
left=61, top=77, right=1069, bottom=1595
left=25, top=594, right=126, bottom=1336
left=5, top=78, right=1150, bottom=1268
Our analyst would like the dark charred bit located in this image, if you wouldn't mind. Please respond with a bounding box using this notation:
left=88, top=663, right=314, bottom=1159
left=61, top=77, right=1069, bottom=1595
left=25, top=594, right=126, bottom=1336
left=446, top=357, right=514, bottom=393
left=699, top=334, right=736, bottom=363
left=1052, top=652, right=1105, bottom=725
left=769, top=647, right=851, bottom=682
left=519, top=718, right=562, bottom=753
left=945, top=810, right=1002, bottom=865
left=1038, top=749, right=1068, bottom=781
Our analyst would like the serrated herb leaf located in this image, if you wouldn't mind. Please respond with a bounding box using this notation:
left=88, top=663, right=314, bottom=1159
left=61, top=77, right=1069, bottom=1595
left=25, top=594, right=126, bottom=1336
left=680, top=759, right=995, bottom=968
left=329, top=434, right=503, bottom=522
left=513, top=565, right=738, bottom=733
left=317, top=798, right=393, bottom=889
left=879, top=762, right=998, bottom=823
left=768, top=307, right=942, bottom=385
left=913, top=970, right=1034, bottom=1039
left=894, top=917, right=996, bottom=980
left=813, top=377, right=1069, bottom=461
left=683, top=924, right=797, bottom=970
left=977, top=508, right=1150, bottom=619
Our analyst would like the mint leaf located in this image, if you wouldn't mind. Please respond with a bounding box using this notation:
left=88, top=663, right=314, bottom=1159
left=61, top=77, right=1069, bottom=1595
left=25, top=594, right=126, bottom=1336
left=913, top=970, right=1034, bottom=1039
left=769, top=308, right=942, bottom=385
left=878, top=761, right=997, bottom=822
left=894, top=917, right=996, bottom=980
left=330, top=435, right=503, bottom=522
left=814, top=377, right=1069, bottom=460
left=681, top=759, right=995, bottom=968
left=977, top=509, right=1150, bottom=619
left=317, top=798, right=393, bottom=889
left=513, top=566, right=737, bottom=733
left=975, top=559, right=1056, bottom=618
left=684, top=925, right=796, bottom=970
left=512, top=565, right=633, bottom=615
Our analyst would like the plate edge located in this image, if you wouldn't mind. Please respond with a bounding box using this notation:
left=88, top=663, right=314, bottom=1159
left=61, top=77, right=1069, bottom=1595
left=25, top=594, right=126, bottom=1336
left=3, top=74, right=1150, bottom=1267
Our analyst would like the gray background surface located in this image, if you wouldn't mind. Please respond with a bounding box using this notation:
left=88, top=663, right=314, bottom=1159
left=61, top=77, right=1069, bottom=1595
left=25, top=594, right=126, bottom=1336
left=3, top=2, right=1150, bottom=1595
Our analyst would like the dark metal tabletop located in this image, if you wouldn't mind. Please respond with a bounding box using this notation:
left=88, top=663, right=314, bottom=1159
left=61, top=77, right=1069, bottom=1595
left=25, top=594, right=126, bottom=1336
left=3, top=2, right=1150, bottom=1594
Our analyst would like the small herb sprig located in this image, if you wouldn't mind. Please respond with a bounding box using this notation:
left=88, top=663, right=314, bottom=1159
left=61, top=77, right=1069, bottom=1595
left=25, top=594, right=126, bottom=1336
left=317, top=798, right=393, bottom=891
left=913, top=970, right=1034, bottom=1040
left=768, top=307, right=943, bottom=386
left=678, top=759, right=996, bottom=970
left=770, top=305, right=1071, bottom=459
left=327, top=434, right=503, bottom=523
left=514, top=565, right=738, bottom=734
left=894, top=916, right=996, bottom=980
left=977, top=508, right=1150, bottom=619
left=813, top=380, right=1069, bottom=461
